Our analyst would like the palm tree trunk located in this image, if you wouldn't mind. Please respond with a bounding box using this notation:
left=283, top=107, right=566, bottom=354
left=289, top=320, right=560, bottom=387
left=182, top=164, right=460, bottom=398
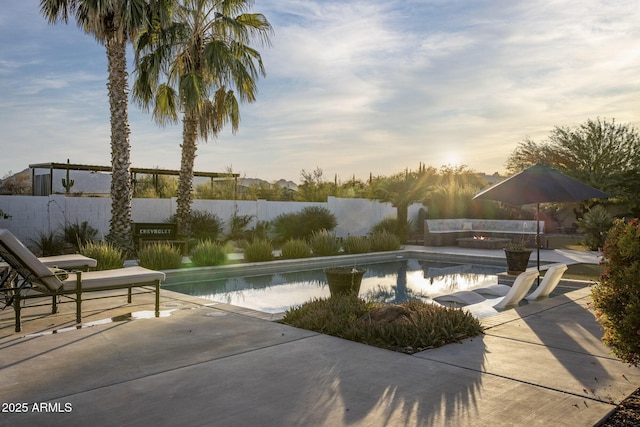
left=177, top=113, right=199, bottom=236
left=106, top=35, right=134, bottom=253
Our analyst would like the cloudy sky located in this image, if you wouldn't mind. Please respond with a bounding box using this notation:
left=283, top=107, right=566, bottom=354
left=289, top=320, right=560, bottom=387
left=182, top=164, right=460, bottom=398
left=1, top=1, right=639, bottom=183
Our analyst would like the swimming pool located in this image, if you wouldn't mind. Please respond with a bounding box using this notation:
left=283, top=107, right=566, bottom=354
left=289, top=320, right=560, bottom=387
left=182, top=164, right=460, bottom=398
left=165, top=254, right=509, bottom=314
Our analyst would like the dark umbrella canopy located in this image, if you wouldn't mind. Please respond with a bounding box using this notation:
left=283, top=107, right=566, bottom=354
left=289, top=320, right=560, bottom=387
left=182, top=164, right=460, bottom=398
left=473, top=164, right=610, bottom=277
left=473, top=164, right=610, bottom=205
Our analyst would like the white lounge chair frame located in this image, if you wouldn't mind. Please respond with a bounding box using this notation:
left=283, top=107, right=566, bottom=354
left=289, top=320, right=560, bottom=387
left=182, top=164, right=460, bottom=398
left=0, top=229, right=165, bottom=332
left=526, top=263, right=568, bottom=301
left=493, top=269, right=540, bottom=309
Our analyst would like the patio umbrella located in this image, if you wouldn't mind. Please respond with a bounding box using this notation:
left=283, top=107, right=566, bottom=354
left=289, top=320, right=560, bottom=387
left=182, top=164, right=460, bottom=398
left=473, top=164, right=610, bottom=274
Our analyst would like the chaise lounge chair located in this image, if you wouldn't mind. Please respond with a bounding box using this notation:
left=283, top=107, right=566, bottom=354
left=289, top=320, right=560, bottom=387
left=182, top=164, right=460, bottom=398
left=1, top=253, right=98, bottom=271
left=525, top=263, right=568, bottom=301
left=492, top=268, right=539, bottom=309
left=434, top=268, right=540, bottom=310
left=0, top=229, right=165, bottom=332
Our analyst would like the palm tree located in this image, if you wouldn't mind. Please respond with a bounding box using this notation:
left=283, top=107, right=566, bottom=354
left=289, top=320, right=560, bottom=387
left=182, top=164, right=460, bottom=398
left=133, top=0, right=272, bottom=235
left=40, top=0, right=170, bottom=252
left=371, top=165, right=437, bottom=243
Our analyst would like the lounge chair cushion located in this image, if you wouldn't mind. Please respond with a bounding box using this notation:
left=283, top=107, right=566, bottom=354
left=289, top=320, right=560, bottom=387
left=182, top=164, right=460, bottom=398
left=434, top=290, right=486, bottom=305
left=0, top=229, right=63, bottom=292
left=61, top=266, right=166, bottom=292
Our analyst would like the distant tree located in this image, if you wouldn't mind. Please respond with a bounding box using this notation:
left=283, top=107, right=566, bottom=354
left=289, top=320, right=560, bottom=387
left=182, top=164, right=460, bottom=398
left=296, top=168, right=336, bottom=202
left=134, top=174, right=178, bottom=198
left=424, top=165, right=495, bottom=219
left=370, top=165, right=436, bottom=243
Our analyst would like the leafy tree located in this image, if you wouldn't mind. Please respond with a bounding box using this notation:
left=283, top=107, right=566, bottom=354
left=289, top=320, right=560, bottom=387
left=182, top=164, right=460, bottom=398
left=133, top=0, right=272, bottom=235
left=41, top=0, right=171, bottom=252
left=134, top=173, right=178, bottom=198
left=506, top=118, right=640, bottom=195
left=296, top=168, right=336, bottom=202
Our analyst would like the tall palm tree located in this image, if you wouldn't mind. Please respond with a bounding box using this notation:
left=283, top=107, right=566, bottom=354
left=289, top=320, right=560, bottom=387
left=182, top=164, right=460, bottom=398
left=133, top=0, right=272, bottom=235
left=40, top=0, right=171, bottom=253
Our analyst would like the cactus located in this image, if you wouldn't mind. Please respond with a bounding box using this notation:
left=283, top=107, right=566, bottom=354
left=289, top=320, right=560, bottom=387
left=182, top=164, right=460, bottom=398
left=62, top=159, right=75, bottom=194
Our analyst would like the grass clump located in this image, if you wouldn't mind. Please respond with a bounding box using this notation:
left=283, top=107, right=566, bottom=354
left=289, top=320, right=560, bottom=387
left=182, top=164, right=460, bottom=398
left=369, top=230, right=401, bottom=252
left=281, top=296, right=484, bottom=354
left=190, top=240, right=227, bottom=267
left=80, top=241, right=125, bottom=270
left=280, top=239, right=312, bottom=259
left=243, top=239, right=274, bottom=262
left=309, top=229, right=341, bottom=256
left=137, top=243, right=183, bottom=270
left=343, top=235, right=371, bottom=254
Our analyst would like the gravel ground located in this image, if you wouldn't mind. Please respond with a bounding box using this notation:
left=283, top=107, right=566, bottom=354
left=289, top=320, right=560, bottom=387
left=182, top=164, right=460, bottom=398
left=599, top=387, right=640, bottom=426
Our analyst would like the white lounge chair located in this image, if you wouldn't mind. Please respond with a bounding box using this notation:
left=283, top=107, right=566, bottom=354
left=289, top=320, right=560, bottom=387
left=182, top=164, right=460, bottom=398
left=526, top=263, right=568, bottom=301
left=0, top=229, right=165, bottom=332
left=433, top=290, right=486, bottom=306
left=472, top=267, right=538, bottom=297
left=493, top=269, right=540, bottom=309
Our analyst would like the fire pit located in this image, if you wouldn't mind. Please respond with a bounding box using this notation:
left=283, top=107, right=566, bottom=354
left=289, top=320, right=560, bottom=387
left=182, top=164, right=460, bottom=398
left=456, top=237, right=512, bottom=249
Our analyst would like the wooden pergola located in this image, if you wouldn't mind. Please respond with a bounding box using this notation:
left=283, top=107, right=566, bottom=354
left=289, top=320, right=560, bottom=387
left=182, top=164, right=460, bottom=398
left=29, top=161, right=239, bottom=197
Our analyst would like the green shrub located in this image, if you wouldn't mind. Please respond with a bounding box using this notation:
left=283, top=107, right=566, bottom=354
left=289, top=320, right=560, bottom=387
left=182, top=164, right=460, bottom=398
left=227, top=211, right=254, bottom=241
left=591, top=218, right=640, bottom=366
left=80, top=241, right=125, bottom=270
left=343, top=235, right=371, bottom=254
left=281, top=296, right=483, bottom=353
left=190, top=240, right=227, bottom=266
left=369, top=230, right=401, bottom=252
left=371, top=217, right=402, bottom=236
left=576, top=205, right=613, bottom=250
left=280, top=239, right=312, bottom=259
left=31, top=230, right=67, bottom=256
left=272, top=206, right=337, bottom=242
left=170, top=210, right=223, bottom=240
left=63, top=221, right=98, bottom=252
left=309, top=229, right=340, bottom=256
left=243, top=239, right=274, bottom=262
left=137, top=243, right=183, bottom=270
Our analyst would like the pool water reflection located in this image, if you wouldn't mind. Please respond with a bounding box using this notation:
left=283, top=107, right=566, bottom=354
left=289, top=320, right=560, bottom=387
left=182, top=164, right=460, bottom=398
left=167, top=259, right=505, bottom=314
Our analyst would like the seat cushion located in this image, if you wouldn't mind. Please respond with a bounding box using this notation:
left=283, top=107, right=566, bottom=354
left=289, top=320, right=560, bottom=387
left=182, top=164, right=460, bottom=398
left=61, top=266, right=165, bottom=292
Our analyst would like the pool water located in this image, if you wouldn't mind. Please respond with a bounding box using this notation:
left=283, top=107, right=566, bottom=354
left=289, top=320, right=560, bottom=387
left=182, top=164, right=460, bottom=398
left=166, top=258, right=506, bottom=314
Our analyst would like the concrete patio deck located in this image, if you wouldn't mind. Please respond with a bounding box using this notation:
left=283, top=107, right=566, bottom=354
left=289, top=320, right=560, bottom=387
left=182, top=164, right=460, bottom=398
left=1, top=247, right=637, bottom=426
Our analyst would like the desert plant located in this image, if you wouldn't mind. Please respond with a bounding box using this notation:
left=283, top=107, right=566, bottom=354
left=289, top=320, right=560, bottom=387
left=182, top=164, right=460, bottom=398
left=343, top=235, right=371, bottom=254
left=369, top=230, right=401, bottom=252
left=280, top=239, right=312, bottom=259
left=591, top=218, right=640, bottom=366
left=80, top=241, right=125, bottom=270
left=227, top=211, right=254, bottom=241
left=63, top=221, right=99, bottom=252
left=370, top=217, right=406, bottom=241
left=243, top=239, right=274, bottom=262
left=137, top=243, right=183, bottom=270
left=190, top=240, right=227, bottom=267
left=309, top=229, right=340, bottom=256
left=0, top=209, right=11, bottom=219
left=281, top=296, right=483, bottom=353
left=272, top=206, right=337, bottom=242
left=169, top=210, right=223, bottom=241
left=576, top=205, right=614, bottom=250
left=31, top=230, right=67, bottom=256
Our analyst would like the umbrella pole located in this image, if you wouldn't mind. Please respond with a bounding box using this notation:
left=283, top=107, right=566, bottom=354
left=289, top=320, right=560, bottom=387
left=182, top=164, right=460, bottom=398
left=536, top=203, right=541, bottom=284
